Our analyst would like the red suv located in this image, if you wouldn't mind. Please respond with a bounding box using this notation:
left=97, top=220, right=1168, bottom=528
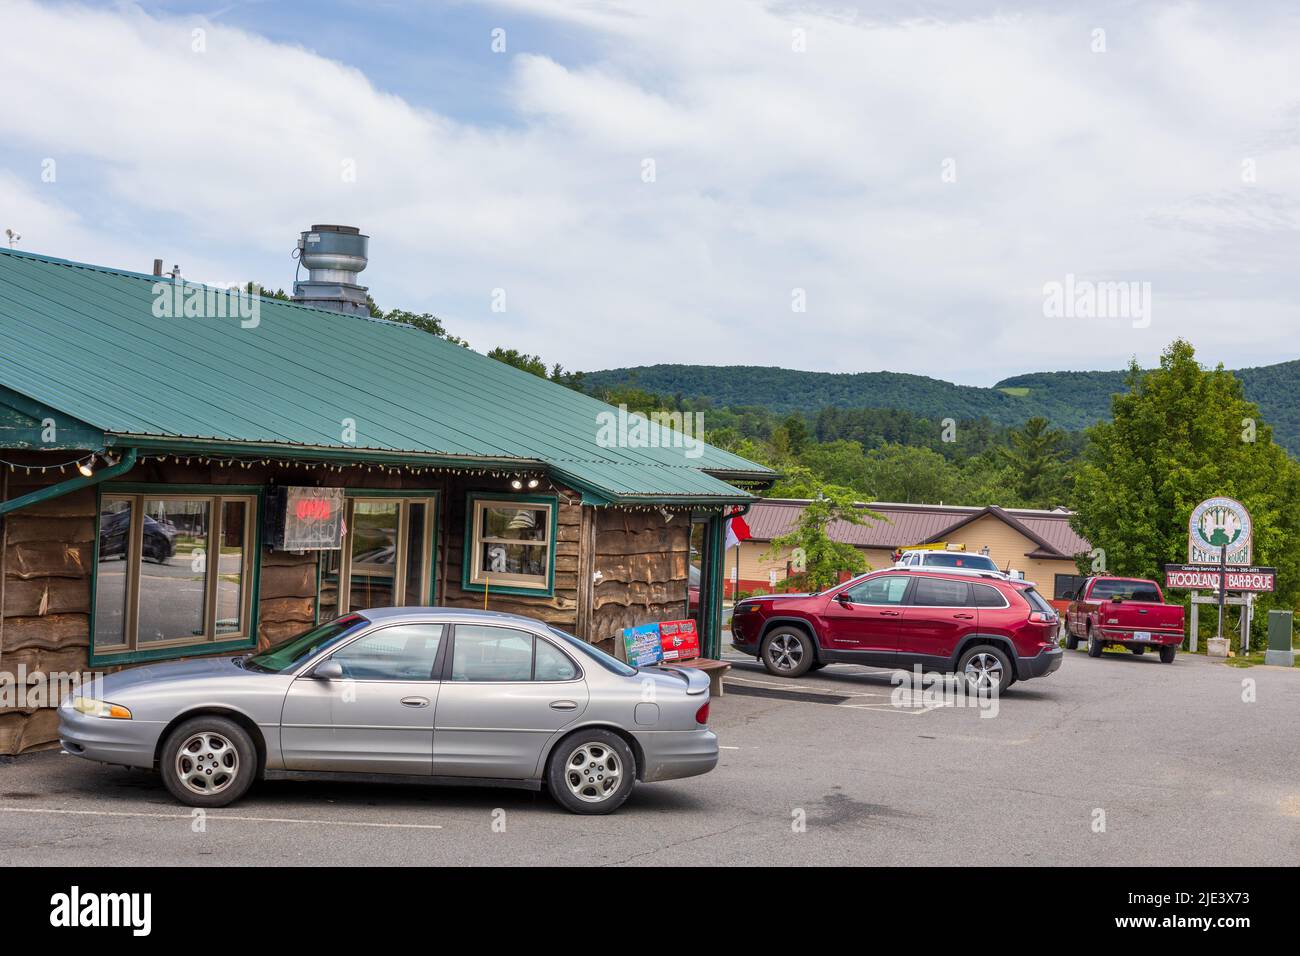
left=730, top=569, right=1062, bottom=694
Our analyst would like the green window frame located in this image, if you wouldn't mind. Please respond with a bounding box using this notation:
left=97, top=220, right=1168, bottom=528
left=91, top=484, right=262, bottom=666
left=316, top=490, right=440, bottom=622
left=462, top=493, right=558, bottom=597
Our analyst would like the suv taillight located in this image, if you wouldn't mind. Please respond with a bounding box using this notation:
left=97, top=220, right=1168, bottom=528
left=1028, top=611, right=1055, bottom=624
left=695, top=702, right=710, bottom=724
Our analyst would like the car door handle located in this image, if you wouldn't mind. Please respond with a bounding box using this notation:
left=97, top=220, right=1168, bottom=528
left=550, top=700, right=578, bottom=711
left=400, top=696, right=430, bottom=708
left=879, top=610, right=901, bottom=616
left=954, top=613, right=975, bottom=620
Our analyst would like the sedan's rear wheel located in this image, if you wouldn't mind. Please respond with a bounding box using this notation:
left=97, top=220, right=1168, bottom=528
left=760, top=627, right=814, bottom=677
left=160, top=716, right=256, bottom=808
left=547, top=729, right=636, bottom=815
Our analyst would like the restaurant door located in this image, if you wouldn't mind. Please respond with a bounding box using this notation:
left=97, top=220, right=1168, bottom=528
left=318, top=494, right=438, bottom=620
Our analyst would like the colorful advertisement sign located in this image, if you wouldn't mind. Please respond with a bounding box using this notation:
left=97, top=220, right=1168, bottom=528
left=659, top=619, right=700, bottom=662
left=1164, top=563, right=1276, bottom=593
left=621, top=623, right=664, bottom=667
left=1188, top=497, right=1252, bottom=565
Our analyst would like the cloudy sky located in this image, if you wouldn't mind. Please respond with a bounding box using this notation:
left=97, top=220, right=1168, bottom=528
left=3, top=0, right=1299, bottom=384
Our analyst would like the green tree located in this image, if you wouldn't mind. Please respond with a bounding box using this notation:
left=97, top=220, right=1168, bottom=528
left=1070, top=339, right=1300, bottom=644
left=861, top=443, right=961, bottom=503
left=766, top=477, right=877, bottom=590
left=999, top=416, right=1068, bottom=506
left=487, top=347, right=549, bottom=377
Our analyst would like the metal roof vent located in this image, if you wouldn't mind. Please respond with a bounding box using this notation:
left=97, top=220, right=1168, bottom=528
left=292, top=224, right=370, bottom=316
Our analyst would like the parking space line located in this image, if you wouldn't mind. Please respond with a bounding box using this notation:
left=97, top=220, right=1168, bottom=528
left=0, top=806, right=442, bottom=829
left=724, top=676, right=816, bottom=690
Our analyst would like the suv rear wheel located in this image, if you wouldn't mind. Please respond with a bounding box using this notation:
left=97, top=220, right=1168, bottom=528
left=957, top=644, right=1013, bottom=695
left=761, top=627, right=814, bottom=678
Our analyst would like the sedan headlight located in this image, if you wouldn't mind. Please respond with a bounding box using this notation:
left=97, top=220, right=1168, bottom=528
left=72, top=697, right=132, bottom=719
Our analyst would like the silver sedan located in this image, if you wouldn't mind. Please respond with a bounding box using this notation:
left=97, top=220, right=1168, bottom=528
left=58, top=608, right=718, bottom=814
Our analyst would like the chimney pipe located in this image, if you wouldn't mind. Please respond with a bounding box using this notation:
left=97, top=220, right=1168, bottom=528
left=291, top=224, right=370, bottom=316
left=152, top=258, right=163, bottom=277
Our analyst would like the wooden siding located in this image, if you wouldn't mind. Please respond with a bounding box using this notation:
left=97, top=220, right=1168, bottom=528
left=589, top=510, right=690, bottom=653
left=0, top=477, right=95, bottom=754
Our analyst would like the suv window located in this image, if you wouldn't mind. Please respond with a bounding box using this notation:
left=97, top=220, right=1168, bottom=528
left=843, top=575, right=910, bottom=605
left=1021, top=587, right=1057, bottom=614
left=910, top=577, right=971, bottom=607
left=970, top=583, right=1007, bottom=608
left=330, top=624, right=444, bottom=680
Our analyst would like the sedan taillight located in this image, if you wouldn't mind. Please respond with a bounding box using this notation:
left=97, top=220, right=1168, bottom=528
left=695, top=702, right=710, bottom=725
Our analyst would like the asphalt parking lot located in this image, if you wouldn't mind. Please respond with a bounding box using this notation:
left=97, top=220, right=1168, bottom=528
left=1, top=647, right=1297, bottom=866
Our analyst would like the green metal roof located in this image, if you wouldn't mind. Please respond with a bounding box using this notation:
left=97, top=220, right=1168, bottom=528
left=0, top=249, right=773, bottom=504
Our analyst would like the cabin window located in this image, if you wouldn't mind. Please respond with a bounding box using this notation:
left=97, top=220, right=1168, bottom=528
left=463, top=494, right=556, bottom=595
left=93, top=490, right=257, bottom=661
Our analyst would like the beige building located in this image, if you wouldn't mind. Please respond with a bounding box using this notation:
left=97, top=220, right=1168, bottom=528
left=728, top=499, right=1092, bottom=607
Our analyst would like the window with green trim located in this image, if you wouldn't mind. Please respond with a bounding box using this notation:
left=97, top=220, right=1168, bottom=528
left=464, top=495, right=556, bottom=593
left=94, top=491, right=257, bottom=656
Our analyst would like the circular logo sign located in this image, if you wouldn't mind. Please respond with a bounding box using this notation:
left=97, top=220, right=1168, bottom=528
left=1188, top=497, right=1251, bottom=564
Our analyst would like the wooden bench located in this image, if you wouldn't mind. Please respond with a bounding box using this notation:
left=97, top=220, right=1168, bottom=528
left=668, top=657, right=732, bottom=697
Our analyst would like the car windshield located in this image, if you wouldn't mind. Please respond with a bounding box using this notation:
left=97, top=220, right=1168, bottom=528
left=924, top=553, right=999, bottom=571
left=243, top=614, right=369, bottom=673
left=547, top=625, right=637, bottom=676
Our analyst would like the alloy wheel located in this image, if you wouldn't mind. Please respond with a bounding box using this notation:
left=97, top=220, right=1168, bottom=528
left=564, top=742, right=622, bottom=804
left=767, top=633, right=804, bottom=672
left=963, top=652, right=1003, bottom=692
left=175, top=731, right=239, bottom=796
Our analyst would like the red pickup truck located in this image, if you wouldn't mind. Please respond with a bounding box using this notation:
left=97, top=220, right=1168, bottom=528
left=1064, top=576, right=1184, bottom=663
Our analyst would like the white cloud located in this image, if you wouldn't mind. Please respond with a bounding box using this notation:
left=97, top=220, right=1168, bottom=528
left=2, top=0, right=1299, bottom=383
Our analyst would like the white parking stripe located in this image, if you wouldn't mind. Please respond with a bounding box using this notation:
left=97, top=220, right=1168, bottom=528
left=724, top=676, right=816, bottom=690
left=0, top=806, right=442, bottom=829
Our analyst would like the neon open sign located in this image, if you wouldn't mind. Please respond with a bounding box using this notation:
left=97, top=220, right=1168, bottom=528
left=267, top=486, right=344, bottom=550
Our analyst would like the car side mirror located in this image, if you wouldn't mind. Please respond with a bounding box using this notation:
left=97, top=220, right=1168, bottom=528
left=313, top=660, right=344, bottom=680
left=835, top=593, right=853, bottom=607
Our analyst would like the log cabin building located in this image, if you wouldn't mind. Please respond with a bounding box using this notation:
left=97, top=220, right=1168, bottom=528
left=0, top=236, right=773, bottom=753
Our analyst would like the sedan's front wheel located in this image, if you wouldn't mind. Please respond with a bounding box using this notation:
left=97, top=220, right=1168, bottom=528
left=160, top=716, right=256, bottom=808
left=547, top=729, right=636, bottom=815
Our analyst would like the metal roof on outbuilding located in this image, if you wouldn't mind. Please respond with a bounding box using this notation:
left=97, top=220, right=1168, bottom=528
left=0, top=249, right=772, bottom=504
left=746, top=498, right=1090, bottom=557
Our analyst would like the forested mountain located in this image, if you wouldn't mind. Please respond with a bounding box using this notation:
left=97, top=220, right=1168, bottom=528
left=579, top=360, right=1300, bottom=451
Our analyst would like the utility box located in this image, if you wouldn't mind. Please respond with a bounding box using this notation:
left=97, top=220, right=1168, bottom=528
left=1265, top=610, right=1294, bottom=667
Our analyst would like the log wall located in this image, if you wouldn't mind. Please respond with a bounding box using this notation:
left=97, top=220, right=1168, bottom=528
left=589, top=509, right=690, bottom=653
left=0, top=476, right=95, bottom=754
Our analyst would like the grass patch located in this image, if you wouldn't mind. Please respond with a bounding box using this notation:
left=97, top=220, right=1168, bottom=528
left=998, top=386, right=1031, bottom=397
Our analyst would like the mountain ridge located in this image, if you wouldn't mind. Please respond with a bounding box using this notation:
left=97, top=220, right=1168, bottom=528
left=578, top=359, right=1300, bottom=452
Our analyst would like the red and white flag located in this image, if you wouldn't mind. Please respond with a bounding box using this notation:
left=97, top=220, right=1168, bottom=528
left=724, top=514, right=752, bottom=550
